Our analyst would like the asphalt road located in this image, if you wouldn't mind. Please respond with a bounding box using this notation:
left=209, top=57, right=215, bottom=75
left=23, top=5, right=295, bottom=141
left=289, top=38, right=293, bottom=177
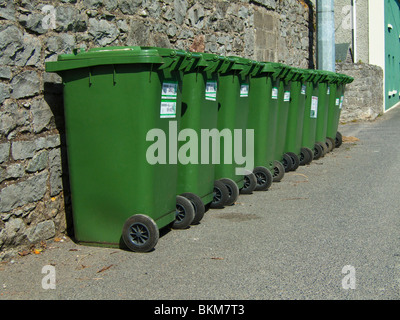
left=1, top=107, right=400, bottom=301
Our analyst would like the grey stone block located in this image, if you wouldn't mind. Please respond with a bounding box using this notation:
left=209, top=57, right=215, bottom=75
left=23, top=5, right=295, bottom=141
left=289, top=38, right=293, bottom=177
left=10, top=71, right=40, bottom=100
left=25, top=220, right=55, bottom=243
left=26, top=150, right=49, bottom=173
left=31, top=99, right=54, bottom=133
left=0, top=102, right=30, bottom=137
left=0, top=142, right=10, bottom=164
left=0, top=66, right=12, bottom=80
left=88, top=18, right=119, bottom=46
left=11, top=140, right=36, bottom=160
left=118, top=0, right=142, bottom=14
left=49, top=148, right=63, bottom=196
left=0, top=83, right=10, bottom=104
left=0, top=171, right=48, bottom=213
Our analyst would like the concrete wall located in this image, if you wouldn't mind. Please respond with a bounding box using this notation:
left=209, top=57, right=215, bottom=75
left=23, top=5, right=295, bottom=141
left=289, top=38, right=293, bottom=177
left=0, top=0, right=316, bottom=260
left=334, top=0, right=369, bottom=64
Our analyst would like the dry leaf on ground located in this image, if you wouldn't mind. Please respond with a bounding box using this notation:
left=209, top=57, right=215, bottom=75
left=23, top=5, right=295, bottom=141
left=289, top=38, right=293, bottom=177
left=343, top=136, right=360, bottom=143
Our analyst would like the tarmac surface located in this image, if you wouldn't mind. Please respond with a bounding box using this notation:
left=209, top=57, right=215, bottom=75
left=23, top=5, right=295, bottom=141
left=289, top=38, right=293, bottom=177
left=1, top=107, right=400, bottom=301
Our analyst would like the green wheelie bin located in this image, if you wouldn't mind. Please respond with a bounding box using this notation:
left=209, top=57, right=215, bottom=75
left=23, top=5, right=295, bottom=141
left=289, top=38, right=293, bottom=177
left=247, top=62, right=288, bottom=188
left=326, top=73, right=354, bottom=148
left=213, top=56, right=258, bottom=207
left=314, top=70, right=340, bottom=156
left=45, top=46, right=192, bottom=252
left=301, top=69, right=325, bottom=160
left=176, top=52, right=228, bottom=219
left=274, top=65, right=304, bottom=173
left=282, top=68, right=314, bottom=168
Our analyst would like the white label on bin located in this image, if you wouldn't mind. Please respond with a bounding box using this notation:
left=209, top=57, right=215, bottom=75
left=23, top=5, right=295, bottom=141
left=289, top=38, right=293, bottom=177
left=205, top=81, right=217, bottom=101
left=301, top=84, right=306, bottom=95
left=161, top=82, right=178, bottom=100
left=327, top=86, right=330, bottom=95
left=310, top=96, right=318, bottom=118
left=272, top=87, right=278, bottom=99
left=284, top=91, right=291, bottom=102
left=335, top=98, right=340, bottom=106
left=160, top=101, right=176, bottom=118
left=339, top=96, right=344, bottom=109
left=240, top=84, right=249, bottom=98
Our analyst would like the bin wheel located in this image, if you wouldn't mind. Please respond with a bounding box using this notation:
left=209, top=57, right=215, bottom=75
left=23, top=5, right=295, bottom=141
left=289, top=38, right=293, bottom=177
left=273, top=160, right=285, bottom=182
left=320, top=140, right=329, bottom=156
left=286, top=152, right=300, bottom=171
left=180, top=192, right=205, bottom=225
left=313, top=142, right=324, bottom=160
left=122, top=214, right=159, bottom=253
left=172, top=195, right=195, bottom=229
left=253, top=166, right=273, bottom=191
left=240, top=172, right=257, bottom=194
left=219, top=178, right=239, bottom=206
left=282, top=153, right=293, bottom=172
left=335, top=131, right=343, bottom=148
left=325, top=138, right=334, bottom=153
left=300, top=147, right=313, bottom=166
left=327, top=137, right=335, bottom=150
left=210, top=180, right=229, bottom=209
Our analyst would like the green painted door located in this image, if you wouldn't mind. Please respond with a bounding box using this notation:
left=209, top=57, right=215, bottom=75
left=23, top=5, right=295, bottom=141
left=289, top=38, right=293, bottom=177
left=385, top=0, right=400, bottom=111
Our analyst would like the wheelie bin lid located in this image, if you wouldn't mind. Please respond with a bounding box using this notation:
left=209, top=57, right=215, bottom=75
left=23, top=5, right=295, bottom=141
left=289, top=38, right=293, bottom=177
left=301, top=69, right=317, bottom=82
left=337, top=73, right=354, bottom=84
left=322, top=70, right=342, bottom=84
left=178, top=51, right=225, bottom=73
left=250, top=61, right=290, bottom=81
left=309, top=69, right=329, bottom=84
left=45, top=46, right=191, bottom=73
left=285, top=67, right=305, bottom=82
left=217, top=55, right=258, bottom=76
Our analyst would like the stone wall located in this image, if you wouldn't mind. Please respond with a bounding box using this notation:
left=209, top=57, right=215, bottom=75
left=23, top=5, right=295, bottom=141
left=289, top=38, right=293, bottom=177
left=336, top=62, right=384, bottom=122
left=0, top=0, right=316, bottom=260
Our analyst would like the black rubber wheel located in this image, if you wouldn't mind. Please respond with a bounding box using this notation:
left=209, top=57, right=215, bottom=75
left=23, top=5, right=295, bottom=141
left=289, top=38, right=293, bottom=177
left=172, top=195, right=195, bottom=229
left=299, top=147, right=313, bottom=165
left=282, top=153, right=293, bottom=172
left=240, top=172, right=257, bottom=194
left=253, top=166, right=273, bottom=191
left=122, top=214, right=159, bottom=253
left=325, top=138, right=334, bottom=153
left=180, top=192, right=205, bottom=225
left=219, top=178, right=239, bottom=206
left=335, top=131, right=343, bottom=148
left=320, top=141, right=329, bottom=156
left=327, top=137, right=335, bottom=150
left=273, top=160, right=285, bottom=182
left=286, top=152, right=300, bottom=171
left=313, top=142, right=324, bottom=160
left=210, top=180, right=229, bottom=209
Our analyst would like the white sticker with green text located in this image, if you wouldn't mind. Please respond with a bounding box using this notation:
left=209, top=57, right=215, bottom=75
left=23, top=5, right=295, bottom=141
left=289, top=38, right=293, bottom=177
left=284, top=91, right=291, bottom=102
left=272, top=87, right=278, bottom=100
left=205, top=81, right=217, bottom=101
left=310, top=96, right=318, bottom=118
left=160, top=81, right=178, bottom=118
left=240, top=84, right=249, bottom=98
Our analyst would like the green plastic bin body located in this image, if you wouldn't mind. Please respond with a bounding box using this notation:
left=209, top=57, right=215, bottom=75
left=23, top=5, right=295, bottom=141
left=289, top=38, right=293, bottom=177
left=45, top=46, right=187, bottom=248
left=214, top=56, right=256, bottom=189
left=326, top=74, right=354, bottom=140
left=314, top=70, right=332, bottom=145
left=301, top=70, right=322, bottom=151
left=176, top=53, right=223, bottom=206
left=283, top=68, right=307, bottom=157
left=273, top=65, right=295, bottom=163
left=326, top=76, right=341, bottom=140
left=248, top=62, right=287, bottom=172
